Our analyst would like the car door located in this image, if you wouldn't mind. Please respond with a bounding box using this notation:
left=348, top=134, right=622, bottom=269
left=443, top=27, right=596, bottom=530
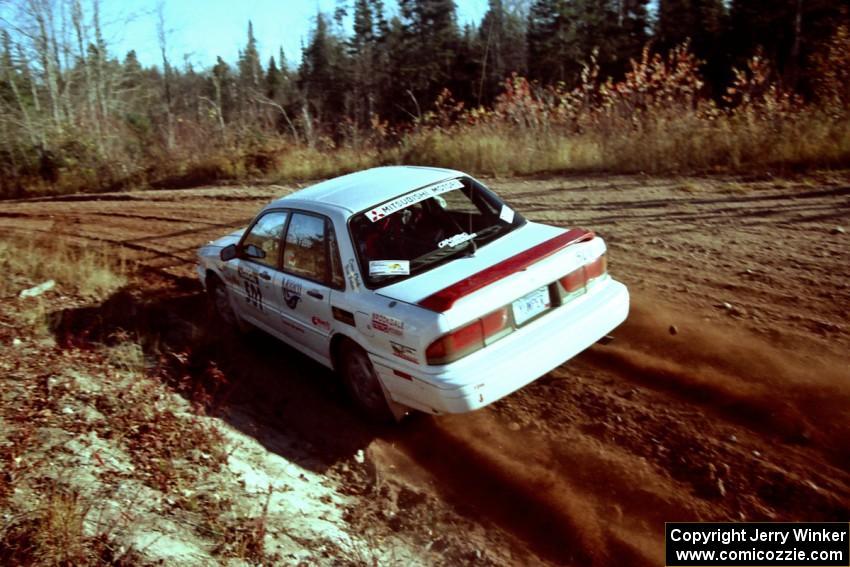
left=278, top=211, right=345, bottom=360
left=229, top=210, right=289, bottom=333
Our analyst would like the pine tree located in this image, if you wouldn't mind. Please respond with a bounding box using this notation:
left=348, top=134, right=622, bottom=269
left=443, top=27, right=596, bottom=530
left=265, top=55, right=281, bottom=99
left=299, top=12, right=348, bottom=126
left=123, top=50, right=142, bottom=76
left=477, top=0, right=527, bottom=104
left=527, top=0, right=574, bottom=84
left=1, top=29, right=37, bottom=148
left=730, top=0, right=848, bottom=91
left=371, top=0, right=390, bottom=37
left=657, top=0, right=725, bottom=58
left=397, top=0, right=460, bottom=110
left=238, top=20, right=262, bottom=92
left=350, top=0, right=378, bottom=126
left=610, top=0, right=650, bottom=73
left=656, top=0, right=693, bottom=52
left=0, top=30, right=15, bottom=105
left=364, top=0, right=397, bottom=120
left=656, top=0, right=728, bottom=94
left=119, top=49, right=143, bottom=99
left=353, top=0, right=375, bottom=49
left=210, top=56, right=234, bottom=122
left=572, top=0, right=619, bottom=74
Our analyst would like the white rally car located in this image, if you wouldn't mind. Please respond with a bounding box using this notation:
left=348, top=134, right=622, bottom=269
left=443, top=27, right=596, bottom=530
left=197, top=166, right=629, bottom=420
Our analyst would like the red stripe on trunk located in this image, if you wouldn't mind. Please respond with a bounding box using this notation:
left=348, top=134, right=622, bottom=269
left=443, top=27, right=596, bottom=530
left=418, top=228, right=595, bottom=312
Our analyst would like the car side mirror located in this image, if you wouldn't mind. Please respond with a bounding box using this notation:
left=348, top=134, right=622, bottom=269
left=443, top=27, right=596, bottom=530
left=242, top=244, right=266, bottom=259
left=220, top=244, right=237, bottom=262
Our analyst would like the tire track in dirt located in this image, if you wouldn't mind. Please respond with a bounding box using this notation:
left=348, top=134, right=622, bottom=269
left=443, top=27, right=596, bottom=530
left=591, top=299, right=850, bottom=463
left=1, top=174, right=849, bottom=565
left=0, top=225, right=197, bottom=263
left=368, top=296, right=850, bottom=566
left=86, top=211, right=241, bottom=226
left=0, top=203, right=249, bottom=281
left=379, top=408, right=698, bottom=566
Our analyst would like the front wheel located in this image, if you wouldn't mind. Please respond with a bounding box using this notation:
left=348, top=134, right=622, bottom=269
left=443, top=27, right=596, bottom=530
left=340, top=342, right=394, bottom=422
left=207, top=275, right=248, bottom=333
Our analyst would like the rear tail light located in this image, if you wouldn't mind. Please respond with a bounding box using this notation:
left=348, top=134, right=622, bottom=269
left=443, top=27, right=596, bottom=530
left=426, top=307, right=512, bottom=365
left=585, top=254, right=607, bottom=280
left=559, top=253, right=607, bottom=295
left=481, top=307, right=511, bottom=342
left=560, top=268, right=585, bottom=293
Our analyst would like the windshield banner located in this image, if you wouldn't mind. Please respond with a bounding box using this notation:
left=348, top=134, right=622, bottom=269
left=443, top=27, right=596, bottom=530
left=366, top=178, right=464, bottom=222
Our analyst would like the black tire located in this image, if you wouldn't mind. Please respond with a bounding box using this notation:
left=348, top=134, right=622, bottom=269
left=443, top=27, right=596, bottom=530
left=340, top=341, right=394, bottom=422
left=207, top=275, right=246, bottom=333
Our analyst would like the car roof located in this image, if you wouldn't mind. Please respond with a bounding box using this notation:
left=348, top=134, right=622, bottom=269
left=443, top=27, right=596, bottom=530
left=270, top=166, right=466, bottom=215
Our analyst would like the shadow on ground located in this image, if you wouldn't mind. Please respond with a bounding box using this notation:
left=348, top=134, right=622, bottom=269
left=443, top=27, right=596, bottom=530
left=44, top=281, right=627, bottom=565
left=47, top=281, right=384, bottom=474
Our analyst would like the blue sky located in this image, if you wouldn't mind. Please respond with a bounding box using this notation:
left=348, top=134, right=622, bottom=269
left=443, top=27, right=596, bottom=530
left=102, top=0, right=489, bottom=70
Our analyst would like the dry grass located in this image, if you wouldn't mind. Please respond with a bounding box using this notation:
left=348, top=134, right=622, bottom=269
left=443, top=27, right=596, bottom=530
left=0, top=235, right=129, bottom=339
left=0, top=487, right=141, bottom=566
left=0, top=236, right=128, bottom=300
left=397, top=128, right=603, bottom=176
left=271, top=145, right=386, bottom=181
left=385, top=110, right=850, bottom=179
left=595, top=109, right=850, bottom=174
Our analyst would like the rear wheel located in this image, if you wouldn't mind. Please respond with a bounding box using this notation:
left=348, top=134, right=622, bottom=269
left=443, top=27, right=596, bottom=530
left=340, top=341, right=394, bottom=422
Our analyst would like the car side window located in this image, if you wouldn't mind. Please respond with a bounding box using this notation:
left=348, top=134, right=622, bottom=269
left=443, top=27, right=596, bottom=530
left=242, top=211, right=288, bottom=268
left=283, top=213, right=327, bottom=282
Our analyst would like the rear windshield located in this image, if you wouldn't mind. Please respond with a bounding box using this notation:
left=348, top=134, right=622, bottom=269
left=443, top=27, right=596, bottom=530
left=349, top=176, right=525, bottom=288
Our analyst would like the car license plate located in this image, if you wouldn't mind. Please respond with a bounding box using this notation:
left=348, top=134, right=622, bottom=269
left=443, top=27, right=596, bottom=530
left=512, top=286, right=551, bottom=326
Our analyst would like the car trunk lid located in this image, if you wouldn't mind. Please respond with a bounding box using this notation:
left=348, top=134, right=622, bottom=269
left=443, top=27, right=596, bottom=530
left=376, top=223, right=599, bottom=317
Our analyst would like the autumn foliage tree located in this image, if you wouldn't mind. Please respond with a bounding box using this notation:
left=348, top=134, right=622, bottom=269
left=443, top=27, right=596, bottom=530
left=0, top=0, right=848, bottom=196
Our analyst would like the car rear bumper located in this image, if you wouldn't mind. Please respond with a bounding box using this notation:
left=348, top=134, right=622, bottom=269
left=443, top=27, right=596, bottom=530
left=370, top=277, right=629, bottom=414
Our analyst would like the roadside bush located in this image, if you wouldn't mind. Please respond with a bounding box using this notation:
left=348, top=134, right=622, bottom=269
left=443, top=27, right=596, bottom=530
left=397, top=43, right=850, bottom=176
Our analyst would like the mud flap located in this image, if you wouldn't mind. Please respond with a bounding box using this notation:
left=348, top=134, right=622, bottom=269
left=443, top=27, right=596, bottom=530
left=378, top=379, right=410, bottom=422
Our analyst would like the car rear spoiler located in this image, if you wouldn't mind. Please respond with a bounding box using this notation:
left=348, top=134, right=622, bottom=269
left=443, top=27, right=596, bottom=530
left=418, top=228, right=595, bottom=312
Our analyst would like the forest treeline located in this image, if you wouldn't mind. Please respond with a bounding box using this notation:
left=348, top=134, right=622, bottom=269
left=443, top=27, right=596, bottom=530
left=1, top=0, right=849, bottom=197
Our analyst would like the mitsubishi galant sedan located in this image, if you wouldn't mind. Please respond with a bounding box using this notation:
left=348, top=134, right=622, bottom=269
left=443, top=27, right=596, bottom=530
left=197, top=166, right=629, bottom=420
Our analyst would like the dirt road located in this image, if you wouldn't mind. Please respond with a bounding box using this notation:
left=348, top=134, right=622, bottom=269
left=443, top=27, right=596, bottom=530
left=1, top=172, right=849, bottom=565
